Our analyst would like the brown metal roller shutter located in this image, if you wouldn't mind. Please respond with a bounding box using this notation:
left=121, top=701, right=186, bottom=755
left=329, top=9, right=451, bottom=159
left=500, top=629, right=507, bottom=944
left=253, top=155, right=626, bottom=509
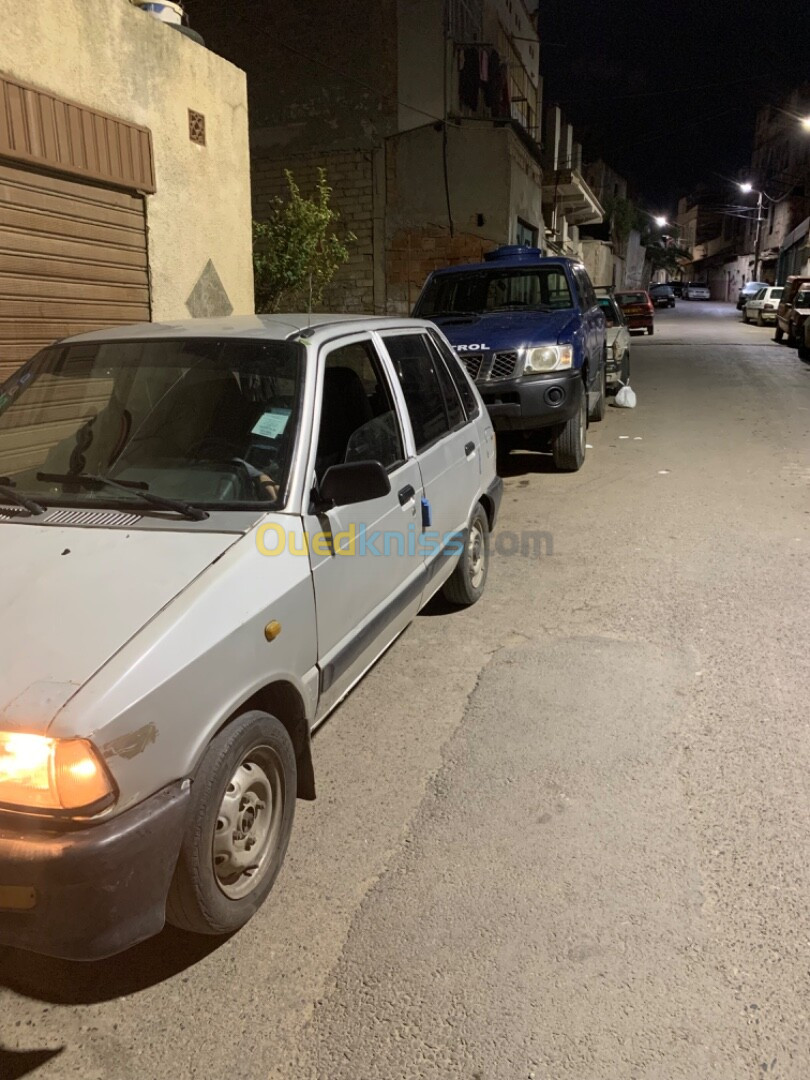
left=0, top=161, right=151, bottom=382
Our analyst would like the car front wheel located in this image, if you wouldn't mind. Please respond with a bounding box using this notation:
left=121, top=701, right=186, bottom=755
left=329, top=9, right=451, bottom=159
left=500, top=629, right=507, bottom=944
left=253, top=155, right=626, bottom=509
left=443, top=502, right=490, bottom=606
left=551, top=380, right=586, bottom=472
left=166, top=711, right=296, bottom=936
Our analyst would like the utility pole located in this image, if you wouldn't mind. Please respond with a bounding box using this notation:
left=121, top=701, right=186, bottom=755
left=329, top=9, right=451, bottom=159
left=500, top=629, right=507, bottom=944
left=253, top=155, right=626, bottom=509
left=752, top=189, right=763, bottom=282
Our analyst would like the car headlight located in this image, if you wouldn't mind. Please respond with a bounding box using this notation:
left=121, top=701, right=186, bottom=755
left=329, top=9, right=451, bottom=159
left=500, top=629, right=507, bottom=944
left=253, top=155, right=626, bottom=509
left=0, top=732, right=116, bottom=813
left=522, top=345, right=573, bottom=374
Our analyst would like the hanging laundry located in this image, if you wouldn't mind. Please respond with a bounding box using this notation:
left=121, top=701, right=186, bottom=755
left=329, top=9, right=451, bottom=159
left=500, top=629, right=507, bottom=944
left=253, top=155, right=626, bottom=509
left=479, top=48, right=489, bottom=83
left=484, top=50, right=502, bottom=111
left=459, top=46, right=480, bottom=110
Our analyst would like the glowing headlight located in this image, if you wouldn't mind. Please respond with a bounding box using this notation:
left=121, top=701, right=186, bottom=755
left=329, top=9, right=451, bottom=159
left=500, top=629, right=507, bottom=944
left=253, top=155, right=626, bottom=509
left=0, top=732, right=115, bottom=813
left=522, top=345, right=573, bottom=374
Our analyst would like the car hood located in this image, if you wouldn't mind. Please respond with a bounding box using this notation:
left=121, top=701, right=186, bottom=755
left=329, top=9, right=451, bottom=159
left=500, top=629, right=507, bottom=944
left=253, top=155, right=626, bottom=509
left=428, top=309, right=579, bottom=350
left=0, top=523, right=239, bottom=733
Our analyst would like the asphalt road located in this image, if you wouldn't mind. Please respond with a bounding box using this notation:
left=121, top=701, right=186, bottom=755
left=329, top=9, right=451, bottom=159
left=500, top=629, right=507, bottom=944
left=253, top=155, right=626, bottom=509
left=2, top=302, right=809, bottom=1080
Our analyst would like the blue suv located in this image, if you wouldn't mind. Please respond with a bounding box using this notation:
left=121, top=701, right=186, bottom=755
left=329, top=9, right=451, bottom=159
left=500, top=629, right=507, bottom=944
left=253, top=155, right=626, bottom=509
left=413, top=246, right=607, bottom=471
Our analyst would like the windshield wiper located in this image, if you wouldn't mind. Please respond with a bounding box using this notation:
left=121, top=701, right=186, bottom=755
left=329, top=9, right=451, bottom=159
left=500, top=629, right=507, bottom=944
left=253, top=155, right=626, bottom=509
left=0, top=478, right=46, bottom=516
left=36, top=472, right=208, bottom=522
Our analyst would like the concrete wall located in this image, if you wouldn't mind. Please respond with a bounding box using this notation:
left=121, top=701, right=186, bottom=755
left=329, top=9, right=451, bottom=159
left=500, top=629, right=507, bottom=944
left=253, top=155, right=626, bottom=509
left=0, top=0, right=254, bottom=320
left=580, top=238, right=614, bottom=289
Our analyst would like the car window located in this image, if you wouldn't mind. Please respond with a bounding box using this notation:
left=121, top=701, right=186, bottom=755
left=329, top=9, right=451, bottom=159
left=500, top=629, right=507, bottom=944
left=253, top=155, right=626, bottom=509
left=795, top=291, right=810, bottom=306
left=754, top=288, right=767, bottom=300
left=428, top=329, right=480, bottom=419
left=315, top=339, right=405, bottom=481
left=772, top=288, right=783, bottom=299
left=384, top=333, right=459, bottom=452
left=596, top=297, right=620, bottom=327
left=617, top=292, right=647, bottom=304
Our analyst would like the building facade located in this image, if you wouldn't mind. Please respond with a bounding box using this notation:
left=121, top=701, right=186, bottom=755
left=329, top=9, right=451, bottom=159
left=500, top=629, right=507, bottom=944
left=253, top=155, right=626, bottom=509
left=194, top=0, right=557, bottom=314
left=0, top=0, right=254, bottom=380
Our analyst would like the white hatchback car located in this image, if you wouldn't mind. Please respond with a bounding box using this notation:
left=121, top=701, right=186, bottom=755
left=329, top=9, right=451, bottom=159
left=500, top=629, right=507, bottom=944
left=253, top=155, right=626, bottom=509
left=0, top=315, right=501, bottom=959
left=743, top=285, right=783, bottom=325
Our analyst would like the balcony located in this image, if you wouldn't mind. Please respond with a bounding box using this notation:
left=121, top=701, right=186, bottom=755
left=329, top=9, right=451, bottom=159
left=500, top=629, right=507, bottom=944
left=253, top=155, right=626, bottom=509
left=542, top=169, right=604, bottom=227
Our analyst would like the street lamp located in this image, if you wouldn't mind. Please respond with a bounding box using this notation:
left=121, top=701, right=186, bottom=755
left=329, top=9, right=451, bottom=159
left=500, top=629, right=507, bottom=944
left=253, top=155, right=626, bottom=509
left=800, top=116, right=810, bottom=132
left=653, top=215, right=668, bottom=228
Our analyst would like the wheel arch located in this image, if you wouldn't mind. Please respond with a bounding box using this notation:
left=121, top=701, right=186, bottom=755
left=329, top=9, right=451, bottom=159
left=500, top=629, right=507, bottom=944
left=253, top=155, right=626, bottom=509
left=227, top=681, right=315, bottom=801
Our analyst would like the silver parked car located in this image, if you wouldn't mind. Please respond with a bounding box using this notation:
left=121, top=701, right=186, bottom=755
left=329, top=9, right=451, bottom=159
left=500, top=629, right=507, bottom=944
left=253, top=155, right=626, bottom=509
left=0, top=315, right=502, bottom=959
left=743, top=285, right=783, bottom=325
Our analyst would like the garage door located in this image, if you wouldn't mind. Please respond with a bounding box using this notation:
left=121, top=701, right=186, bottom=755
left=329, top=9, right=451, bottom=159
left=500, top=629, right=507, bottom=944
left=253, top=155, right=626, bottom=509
left=0, top=161, right=151, bottom=382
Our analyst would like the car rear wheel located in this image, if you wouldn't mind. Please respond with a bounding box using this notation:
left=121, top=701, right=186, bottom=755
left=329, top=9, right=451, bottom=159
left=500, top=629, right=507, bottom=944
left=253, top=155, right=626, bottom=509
left=786, top=324, right=797, bottom=347
left=742, top=311, right=749, bottom=323
left=647, top=325, right=654, bottom=336
left=756, top=311, right=764, bottom=326
left=775, top=325, right=784, bottom=342
left=166, top=711, right=296, bottom=936
left=443, top=503, right=490, bottom=606
left=551, top=380, right=586, bottom=472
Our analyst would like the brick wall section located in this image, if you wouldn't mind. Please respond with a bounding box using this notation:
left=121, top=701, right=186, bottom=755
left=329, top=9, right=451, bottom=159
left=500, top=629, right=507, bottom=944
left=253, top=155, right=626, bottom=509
left=252, top=149, right=375, bottom=313
left=387, top=227, right=491, bottom=314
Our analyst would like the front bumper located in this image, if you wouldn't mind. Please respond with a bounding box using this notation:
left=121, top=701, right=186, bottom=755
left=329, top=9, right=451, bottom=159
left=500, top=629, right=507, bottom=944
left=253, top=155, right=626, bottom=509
left=477, top=370, right=581, bottom=432
left=0, top=781, right=190, bottom=960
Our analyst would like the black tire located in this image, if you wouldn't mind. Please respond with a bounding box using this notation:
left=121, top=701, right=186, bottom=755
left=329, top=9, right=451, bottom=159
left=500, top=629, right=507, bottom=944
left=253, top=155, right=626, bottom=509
left=786, top=324, right=797, bottom=347
left=647, top=325, right=654, bottom=336
left=774, top=325, right=784, bottom=342
left=798, top=341, right=810, bottom=361
left=588, top=360, right=607, bottom=422
left=443, top=502, right=490, bottom=606
left=620, top=351, right=630, bottom=385
left=551, top=380, right=586, bottom=472
left=756, top=311, right=764, bottom=326
left=167, top=711, right=296, bottom=936
left=742, top=312, right=749, bottom=324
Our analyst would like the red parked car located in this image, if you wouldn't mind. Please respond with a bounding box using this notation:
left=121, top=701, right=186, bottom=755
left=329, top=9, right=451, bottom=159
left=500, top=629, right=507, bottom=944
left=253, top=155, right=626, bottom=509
left=614, top=290, right=655, bottom=335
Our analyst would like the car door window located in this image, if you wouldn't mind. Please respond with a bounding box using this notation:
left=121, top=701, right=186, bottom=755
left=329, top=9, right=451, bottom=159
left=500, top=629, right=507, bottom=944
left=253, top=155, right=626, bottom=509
left=427, top=330, right=480, bottom=419
left=315, top=339, right=405, bottom=480
left=385, top=333, right=456, bottom=452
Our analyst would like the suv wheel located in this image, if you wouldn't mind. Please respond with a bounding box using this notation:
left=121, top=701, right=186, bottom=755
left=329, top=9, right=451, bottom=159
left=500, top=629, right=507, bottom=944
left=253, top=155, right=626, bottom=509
left=775, top=325, right=784, bottom=342
left=166, top=711, right=296, bottom=935
left=443, top=503, right=490, bottom=606
left=552, top=380, right=586, bottom=472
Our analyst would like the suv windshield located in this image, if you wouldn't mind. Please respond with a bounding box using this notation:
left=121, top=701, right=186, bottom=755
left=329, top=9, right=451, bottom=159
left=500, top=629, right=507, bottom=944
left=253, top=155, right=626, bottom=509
left=0, top=338, right=303, bottom=513
left=415, top=265, right=573, bottom=316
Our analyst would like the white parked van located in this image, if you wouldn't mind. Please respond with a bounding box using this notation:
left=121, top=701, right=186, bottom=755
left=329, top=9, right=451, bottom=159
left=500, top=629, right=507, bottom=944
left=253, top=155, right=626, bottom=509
left=0, top=315, right=501, bottom=959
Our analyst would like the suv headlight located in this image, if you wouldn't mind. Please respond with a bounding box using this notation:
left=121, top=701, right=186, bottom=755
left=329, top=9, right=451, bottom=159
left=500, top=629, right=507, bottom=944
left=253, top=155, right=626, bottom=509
left=522, top=345, right=573, bottom=374
left=0, top=732, right=116, bottom=813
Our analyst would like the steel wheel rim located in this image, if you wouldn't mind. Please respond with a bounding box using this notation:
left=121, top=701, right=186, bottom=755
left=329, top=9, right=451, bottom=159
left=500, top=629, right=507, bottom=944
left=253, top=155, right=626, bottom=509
left=213, top=745, right=285, bottom=900
left=468, top=521, right=486, bottom=589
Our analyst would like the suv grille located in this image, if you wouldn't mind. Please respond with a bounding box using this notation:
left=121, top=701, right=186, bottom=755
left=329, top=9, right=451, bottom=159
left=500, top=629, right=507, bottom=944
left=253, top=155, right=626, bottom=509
left=459, top=350, right=520, bottom=383
left=489, top=351, right=519, bottom=380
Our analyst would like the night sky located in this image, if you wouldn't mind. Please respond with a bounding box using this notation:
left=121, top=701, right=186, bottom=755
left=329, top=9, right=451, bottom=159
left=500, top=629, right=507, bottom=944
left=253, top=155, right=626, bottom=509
left=538, top=1, right=810, bottom=215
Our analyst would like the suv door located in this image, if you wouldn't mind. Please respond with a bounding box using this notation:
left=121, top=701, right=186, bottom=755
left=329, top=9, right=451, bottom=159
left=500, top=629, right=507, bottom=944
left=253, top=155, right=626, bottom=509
left=305, top=334, right=425, bottom=718
left=379, top=330, right=478, bottom=593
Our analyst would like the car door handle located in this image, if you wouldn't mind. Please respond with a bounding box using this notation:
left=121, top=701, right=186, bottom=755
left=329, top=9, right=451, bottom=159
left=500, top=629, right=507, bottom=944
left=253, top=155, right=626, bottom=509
left=464, top=441, right=476, bottom=457
left=398, top=484, right=416, bottom=506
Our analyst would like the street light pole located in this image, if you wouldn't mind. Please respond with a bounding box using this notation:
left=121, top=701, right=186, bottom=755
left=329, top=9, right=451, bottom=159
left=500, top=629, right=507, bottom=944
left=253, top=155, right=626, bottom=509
left=752, top=189, right=763, bottom=282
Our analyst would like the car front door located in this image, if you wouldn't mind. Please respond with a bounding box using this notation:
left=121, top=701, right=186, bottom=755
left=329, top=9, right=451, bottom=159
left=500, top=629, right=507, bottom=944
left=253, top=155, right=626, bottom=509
left=305, top=334, right=425, bottom=719
left=378, top=329, right=478, bottom=594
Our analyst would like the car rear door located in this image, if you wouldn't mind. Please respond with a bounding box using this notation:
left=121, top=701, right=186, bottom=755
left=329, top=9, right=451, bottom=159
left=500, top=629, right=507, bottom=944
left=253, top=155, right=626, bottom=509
left=378, top=328, right=479, bottom=594
left=573, top=267, right=604, bottom=398
left=304, top=333, right=425, bottom=719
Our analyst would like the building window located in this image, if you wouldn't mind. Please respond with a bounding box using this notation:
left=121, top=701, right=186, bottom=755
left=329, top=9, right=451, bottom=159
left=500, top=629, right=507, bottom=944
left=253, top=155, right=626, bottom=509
left=516, top=219, right=538, bottom=247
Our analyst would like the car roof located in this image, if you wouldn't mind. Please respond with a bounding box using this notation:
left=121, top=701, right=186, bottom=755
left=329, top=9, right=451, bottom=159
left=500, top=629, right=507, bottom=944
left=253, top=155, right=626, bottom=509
left=54, top=314, right=439, bottom=346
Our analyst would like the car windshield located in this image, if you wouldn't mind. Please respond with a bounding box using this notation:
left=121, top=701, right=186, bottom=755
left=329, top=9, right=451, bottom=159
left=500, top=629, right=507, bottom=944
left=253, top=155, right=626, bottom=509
left=0, top=337, right=304, bottom=513
left=617, top=292, right=646, bottom=304
left=772, top=288, right=784, bottom=298
left=415, top=265, right=573, bottom=316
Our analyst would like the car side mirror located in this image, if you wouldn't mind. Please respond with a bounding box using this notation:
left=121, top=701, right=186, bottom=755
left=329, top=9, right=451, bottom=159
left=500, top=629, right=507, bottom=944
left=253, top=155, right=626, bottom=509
left=316, top=460, right=391, bottom=508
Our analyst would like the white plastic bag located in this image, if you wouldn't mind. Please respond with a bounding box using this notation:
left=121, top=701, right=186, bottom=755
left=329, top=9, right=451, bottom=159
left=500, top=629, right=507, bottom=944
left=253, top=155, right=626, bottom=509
left=614, top=382, right=637, bottom=408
